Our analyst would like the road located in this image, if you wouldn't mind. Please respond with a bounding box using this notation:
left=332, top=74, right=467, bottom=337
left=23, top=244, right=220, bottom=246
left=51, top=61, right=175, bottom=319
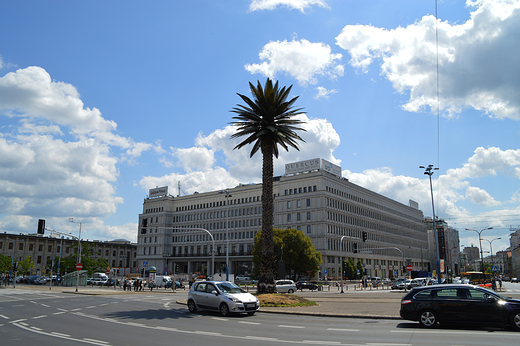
left=1, top=285, right=520, bottom=345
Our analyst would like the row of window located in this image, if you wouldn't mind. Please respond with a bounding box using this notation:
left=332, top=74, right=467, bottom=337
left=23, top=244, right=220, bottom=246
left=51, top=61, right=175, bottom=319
left=325, top=185, right=419, bottom=222
left=1, top=241, right=134, bottom=258
left=145, top=207, right=164, bottom=214
left=287, top=198, right=311, bottom=208
left=175, top=196, right=262, bottom=212
left=287, top=212, right=312, bottom=222
left=284, top=185, right=317, bottom=195
left=173, top=207, right=262, bottom=223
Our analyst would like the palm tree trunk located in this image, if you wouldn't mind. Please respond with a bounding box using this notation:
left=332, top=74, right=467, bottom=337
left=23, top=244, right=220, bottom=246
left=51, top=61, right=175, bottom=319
left=258, top=140, right=276, bottom=294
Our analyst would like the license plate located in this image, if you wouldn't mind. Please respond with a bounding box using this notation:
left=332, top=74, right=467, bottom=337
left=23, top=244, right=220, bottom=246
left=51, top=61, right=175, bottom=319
left=245, top=303, right=255, bottom=308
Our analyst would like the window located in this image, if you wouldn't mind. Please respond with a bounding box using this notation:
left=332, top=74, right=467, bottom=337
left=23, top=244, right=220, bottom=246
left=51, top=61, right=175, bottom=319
left=37, top=256, right=42, bottom=264
left=38, top=244, right=43, bottom=251
left=307, top=212, right=311, bottom=220
left=287, top=214, right=292, bottom=222
left=297, top=213, right=301, bottom=221
left=48, top=245, right=52, bottom=252
left=434, top=289, right=458, bottom=299
left=287, top=201, right=291, bottom=209
left=297, top=200, right=301, bottom=208
left=29, top=244, right=34, bottom=251
left=307, top=225, right=311, bottom=233
left=306, top=198, right=311, bottom=207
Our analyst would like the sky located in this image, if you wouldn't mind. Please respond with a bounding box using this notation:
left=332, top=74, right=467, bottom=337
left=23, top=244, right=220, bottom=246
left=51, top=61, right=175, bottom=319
left=1, top=0, right=520, bottom=256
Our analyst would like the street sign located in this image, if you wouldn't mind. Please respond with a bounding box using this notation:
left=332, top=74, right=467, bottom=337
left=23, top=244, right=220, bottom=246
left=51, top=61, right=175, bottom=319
left=406, top=265, right=413, bottom=271
left=492, top=266, right=498, bottom=272
left=106, top=270, right=110, bottom=275
left=143, top=261, right=148, bottom=267
left=76, top=263, right=83, bottom=271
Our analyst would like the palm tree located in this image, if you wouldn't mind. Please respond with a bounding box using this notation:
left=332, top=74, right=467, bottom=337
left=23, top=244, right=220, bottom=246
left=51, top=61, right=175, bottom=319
left=230, top=78, right=306, bottom=293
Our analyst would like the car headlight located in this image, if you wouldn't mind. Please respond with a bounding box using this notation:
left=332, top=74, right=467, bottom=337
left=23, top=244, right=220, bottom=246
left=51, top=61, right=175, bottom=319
left=227, top=297, right=242, bottom=303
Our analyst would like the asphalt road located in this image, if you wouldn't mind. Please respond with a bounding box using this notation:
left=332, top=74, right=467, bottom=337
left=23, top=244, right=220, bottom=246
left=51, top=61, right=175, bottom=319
left=1, top=286, right=520, bottom=346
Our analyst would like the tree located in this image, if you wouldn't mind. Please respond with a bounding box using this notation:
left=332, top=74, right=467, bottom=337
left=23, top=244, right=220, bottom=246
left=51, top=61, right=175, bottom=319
left=252, top=228, right=322, bottom=281
left=17, top=256, right=35, bottom=276
left=231, top=78, right=306, bottom=293
left=0, top=254, right=11, bottom=274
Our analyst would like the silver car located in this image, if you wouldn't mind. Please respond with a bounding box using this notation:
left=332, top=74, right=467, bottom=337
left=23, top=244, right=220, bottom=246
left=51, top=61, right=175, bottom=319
left=188, top=281, right=260, bottom=316
left=276, top=279, right=296, bottom=293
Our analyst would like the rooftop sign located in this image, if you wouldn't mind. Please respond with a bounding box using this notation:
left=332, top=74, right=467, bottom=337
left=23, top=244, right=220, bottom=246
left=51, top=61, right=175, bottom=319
left=149, top=186, right=168, bottom=198
left=285, top=158, right=342, bottom=177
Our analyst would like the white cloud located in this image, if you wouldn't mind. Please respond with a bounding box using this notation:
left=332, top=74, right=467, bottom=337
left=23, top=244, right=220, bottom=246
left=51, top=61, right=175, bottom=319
left=141, top=114, right=341, bottom=194
left=0, top=65, right=153, bottom=241
left=249, top=0, right=328, bottom=12
left=335, top=0, right=520, bottom=120
left=245, top=39, right=344, bottom=85
left=465, top=186, right=501, bottom=206
left=315, top=86, right=338, bottom=99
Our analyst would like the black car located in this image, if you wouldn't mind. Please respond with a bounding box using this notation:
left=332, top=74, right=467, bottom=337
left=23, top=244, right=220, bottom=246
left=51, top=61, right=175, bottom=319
left=400, top=284, right=520, bottom=331
left=296, top=281, right=318, bottom=291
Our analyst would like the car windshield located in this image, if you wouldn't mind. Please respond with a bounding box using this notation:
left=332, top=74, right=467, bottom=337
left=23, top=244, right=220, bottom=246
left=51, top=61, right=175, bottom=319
left=217, top=282, right=245, bottom=294
left=478, top=286, right=509, bottom=300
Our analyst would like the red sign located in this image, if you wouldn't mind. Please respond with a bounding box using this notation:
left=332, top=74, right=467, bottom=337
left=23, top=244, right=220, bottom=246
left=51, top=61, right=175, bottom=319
left=406, top=265, right=413, bottom=271
left=76, top=263, right=83, bottom=270
left=106, top=270, right=110, bottom=275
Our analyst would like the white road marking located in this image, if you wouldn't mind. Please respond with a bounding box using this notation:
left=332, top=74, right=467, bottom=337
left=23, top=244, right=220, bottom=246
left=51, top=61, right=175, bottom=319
left=278, top=324, right=305, bottom=329
left=0, top=314, right=10, bottom=319
left=327, top=328, right=359, bottom=332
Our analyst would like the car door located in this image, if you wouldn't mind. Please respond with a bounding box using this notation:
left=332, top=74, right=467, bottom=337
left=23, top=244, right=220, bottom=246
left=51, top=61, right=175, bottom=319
left=462, top=288, right=508, bottom=324
left=432, top=288, right=468, bottom=323
left=192, top=282, right=209, bottom=309
left=205, top=283, right=221, bottom=310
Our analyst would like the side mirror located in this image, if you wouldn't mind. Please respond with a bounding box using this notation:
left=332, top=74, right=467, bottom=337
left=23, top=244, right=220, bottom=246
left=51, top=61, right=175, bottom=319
left=211, top=290, right=218, bottom=295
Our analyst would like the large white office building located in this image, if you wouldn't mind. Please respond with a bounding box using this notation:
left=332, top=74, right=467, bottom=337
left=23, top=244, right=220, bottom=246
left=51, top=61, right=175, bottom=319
left=137, top=158, right=429, bottom=279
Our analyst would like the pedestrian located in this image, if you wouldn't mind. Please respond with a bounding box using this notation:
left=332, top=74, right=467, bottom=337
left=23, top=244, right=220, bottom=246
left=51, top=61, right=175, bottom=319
left=123, top=279, right=127, bottom=291
left=491, top=277, right=497, bottom=291
left=499, top=277, right=503, bottom=291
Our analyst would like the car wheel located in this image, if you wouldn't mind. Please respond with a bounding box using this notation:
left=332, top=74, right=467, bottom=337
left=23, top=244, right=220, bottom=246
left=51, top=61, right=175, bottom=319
left=187, top=299, right=197, bottom=313
left=510, top=311, right=520, bottom=331
left=288, top=289, right=294, bottom=293
left=219, top=303, right=230, bottom=317
left=419, top=310, right=438, bottom=328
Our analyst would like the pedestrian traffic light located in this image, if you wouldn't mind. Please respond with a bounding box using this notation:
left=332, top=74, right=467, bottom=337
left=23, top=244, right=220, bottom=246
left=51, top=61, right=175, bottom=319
left=362, top=231, right=367, bottom=242
left=353, top=243, right=358, bottom=253
left=37, top=219, right=45, bottom=234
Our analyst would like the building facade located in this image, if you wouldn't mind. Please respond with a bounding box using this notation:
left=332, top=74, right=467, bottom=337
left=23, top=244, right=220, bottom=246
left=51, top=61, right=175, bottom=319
left=0, top=232, right=137, bottom=276
left=137, top=158, right=430, bottom=280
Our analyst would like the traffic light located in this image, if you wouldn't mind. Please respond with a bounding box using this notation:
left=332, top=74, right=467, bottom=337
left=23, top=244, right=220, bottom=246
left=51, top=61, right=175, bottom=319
left=37, top=219, right=45, bottom=234
left=175, top=264, right=179, bottom=273
left=362, top=231, right=367, bottom=242
left=353, top=243, right=358, bottom=253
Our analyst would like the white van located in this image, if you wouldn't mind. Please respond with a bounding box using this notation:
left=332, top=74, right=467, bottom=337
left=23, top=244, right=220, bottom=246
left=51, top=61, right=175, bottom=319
left=93, top=272, right=108, bottom=280
left=155, top=275, right=172, bottom=288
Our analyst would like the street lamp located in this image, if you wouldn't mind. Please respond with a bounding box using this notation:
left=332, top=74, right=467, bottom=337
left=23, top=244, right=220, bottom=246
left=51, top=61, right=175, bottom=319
left=69, top=218, right=82, bottom=292
left=339, top=236, right=347, bottom=293
left=219, top=190, right=231, bottom=281
left=420, top=165, right=441, bottom=284
left=465, top=227, right=493, bottom=276
left=482, top=237, right=501, bottom=273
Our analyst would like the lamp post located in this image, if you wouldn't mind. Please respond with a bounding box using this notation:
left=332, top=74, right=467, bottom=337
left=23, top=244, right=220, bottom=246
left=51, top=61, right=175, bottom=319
left=465, top=227, right=493, bottom=276
left=69, top=218, right=82, bottom=292
left=420, top=165, right=441, bottom=284
left=483, top=237, right=501, bottom=273
left=340, top=236, right=347, bottom=293
left=219, top=190, right=231, bottom=281
left=7, top=237, right=15, bottom=287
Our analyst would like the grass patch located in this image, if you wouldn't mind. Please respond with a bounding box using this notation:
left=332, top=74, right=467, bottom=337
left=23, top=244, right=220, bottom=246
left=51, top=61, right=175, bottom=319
left=257, top=293, right=317, bottom=307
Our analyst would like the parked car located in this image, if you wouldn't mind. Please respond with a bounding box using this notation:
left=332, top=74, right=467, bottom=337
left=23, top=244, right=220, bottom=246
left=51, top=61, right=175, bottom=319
left=397, top=279, right=412, bottom=290
left=187, top=281, right=260, bottom=316
left=512, top=278, right=519, bottom=283
left=400, top=284, right=520, bottom=331
left=296, top=281, right=318, bottom=291
left=391, top=279, right=404, bottom=290
left=276, top=280, right=296, bottom=293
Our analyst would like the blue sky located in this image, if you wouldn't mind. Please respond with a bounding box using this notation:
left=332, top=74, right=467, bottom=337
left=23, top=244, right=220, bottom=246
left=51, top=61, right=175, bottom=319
left=1, top=0, right=520, bottom=255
